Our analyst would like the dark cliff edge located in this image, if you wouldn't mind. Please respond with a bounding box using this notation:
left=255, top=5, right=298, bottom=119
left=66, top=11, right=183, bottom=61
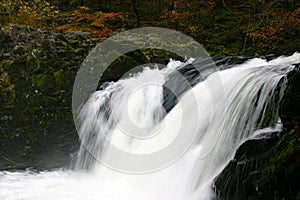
left=215, top=69, right=300, bottom=199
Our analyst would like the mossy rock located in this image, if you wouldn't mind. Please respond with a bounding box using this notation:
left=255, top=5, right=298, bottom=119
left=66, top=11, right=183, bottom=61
left=54, top=69, right=71, bottom=89
left=31, top=73, right=56, bottom=94
left=0, top=81, right=5, bottom=107
left=26, top=56, right=42, bottom=74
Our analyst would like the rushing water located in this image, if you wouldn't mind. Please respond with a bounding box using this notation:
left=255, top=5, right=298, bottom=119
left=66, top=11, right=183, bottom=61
left=0, top=53, right=299, bottom=200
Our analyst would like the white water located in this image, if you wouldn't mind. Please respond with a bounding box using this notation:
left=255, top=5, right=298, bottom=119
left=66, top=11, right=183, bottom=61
left=0, top=53, right=299, bottom=200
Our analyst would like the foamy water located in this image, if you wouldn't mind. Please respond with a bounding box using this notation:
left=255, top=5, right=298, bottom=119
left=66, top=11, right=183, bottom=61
left=0, top=53, right=299, bottom=200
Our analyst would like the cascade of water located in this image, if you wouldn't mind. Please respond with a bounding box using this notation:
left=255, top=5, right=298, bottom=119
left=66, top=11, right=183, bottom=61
left=0, top=53, right=299, bottom=200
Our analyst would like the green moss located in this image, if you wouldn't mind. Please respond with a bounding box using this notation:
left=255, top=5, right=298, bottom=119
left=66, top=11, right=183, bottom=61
left=31, top=73, right=56, bottom=94
left=259, top=124, right=300, bottom=187
left=26, top=56, right=42, bottom=74
left=54, top=70, right=70, bottom=89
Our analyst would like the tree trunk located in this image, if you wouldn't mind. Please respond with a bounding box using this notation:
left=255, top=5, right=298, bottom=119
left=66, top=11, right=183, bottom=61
left=131, top=0, right=140, bottom=27
left=104, top=0, right=109, bottom=9
left=170, top=0, right=175, bottom=11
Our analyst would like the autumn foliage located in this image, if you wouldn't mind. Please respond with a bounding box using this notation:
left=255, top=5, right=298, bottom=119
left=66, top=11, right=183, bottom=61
left=54, top=6, right=128, bottom=38
left=248, top=6, right=300, bottom=50
left=0, top=0, right=299, bottom=55
left=0, top=0, right=58, bottom=29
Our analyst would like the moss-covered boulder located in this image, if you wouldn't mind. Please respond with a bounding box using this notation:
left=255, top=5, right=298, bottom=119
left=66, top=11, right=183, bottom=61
left=0, top=26, right=99, bottom=170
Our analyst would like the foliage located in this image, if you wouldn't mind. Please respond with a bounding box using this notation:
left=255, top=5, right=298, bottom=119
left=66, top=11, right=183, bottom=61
left=1, top=0, right=300, bottom=54
left=161, top=1, right=191, bottom=31
left=54, top=6, right=129, bottom=38
left=0, top=0, right=59, bottom=29
left=159, top=0, right=214, bottom=33
left=247, top=3, right=300, bottom=53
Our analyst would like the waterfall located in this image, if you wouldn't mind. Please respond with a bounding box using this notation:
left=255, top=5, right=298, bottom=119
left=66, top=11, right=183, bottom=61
left=0, top=53, right=299, bottom=200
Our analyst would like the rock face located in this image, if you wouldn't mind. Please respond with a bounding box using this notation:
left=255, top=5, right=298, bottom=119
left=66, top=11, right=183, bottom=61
left=0, top=26, right=99, bottom=170
left=215, top=69, right=300, bottom=200
left=0, top=26, right=181, bottom=170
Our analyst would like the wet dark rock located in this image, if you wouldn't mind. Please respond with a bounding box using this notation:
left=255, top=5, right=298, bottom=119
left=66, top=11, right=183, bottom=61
left=0, top=26, right=99, bottom=170
left=215, top=70, right=300, bottom=200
